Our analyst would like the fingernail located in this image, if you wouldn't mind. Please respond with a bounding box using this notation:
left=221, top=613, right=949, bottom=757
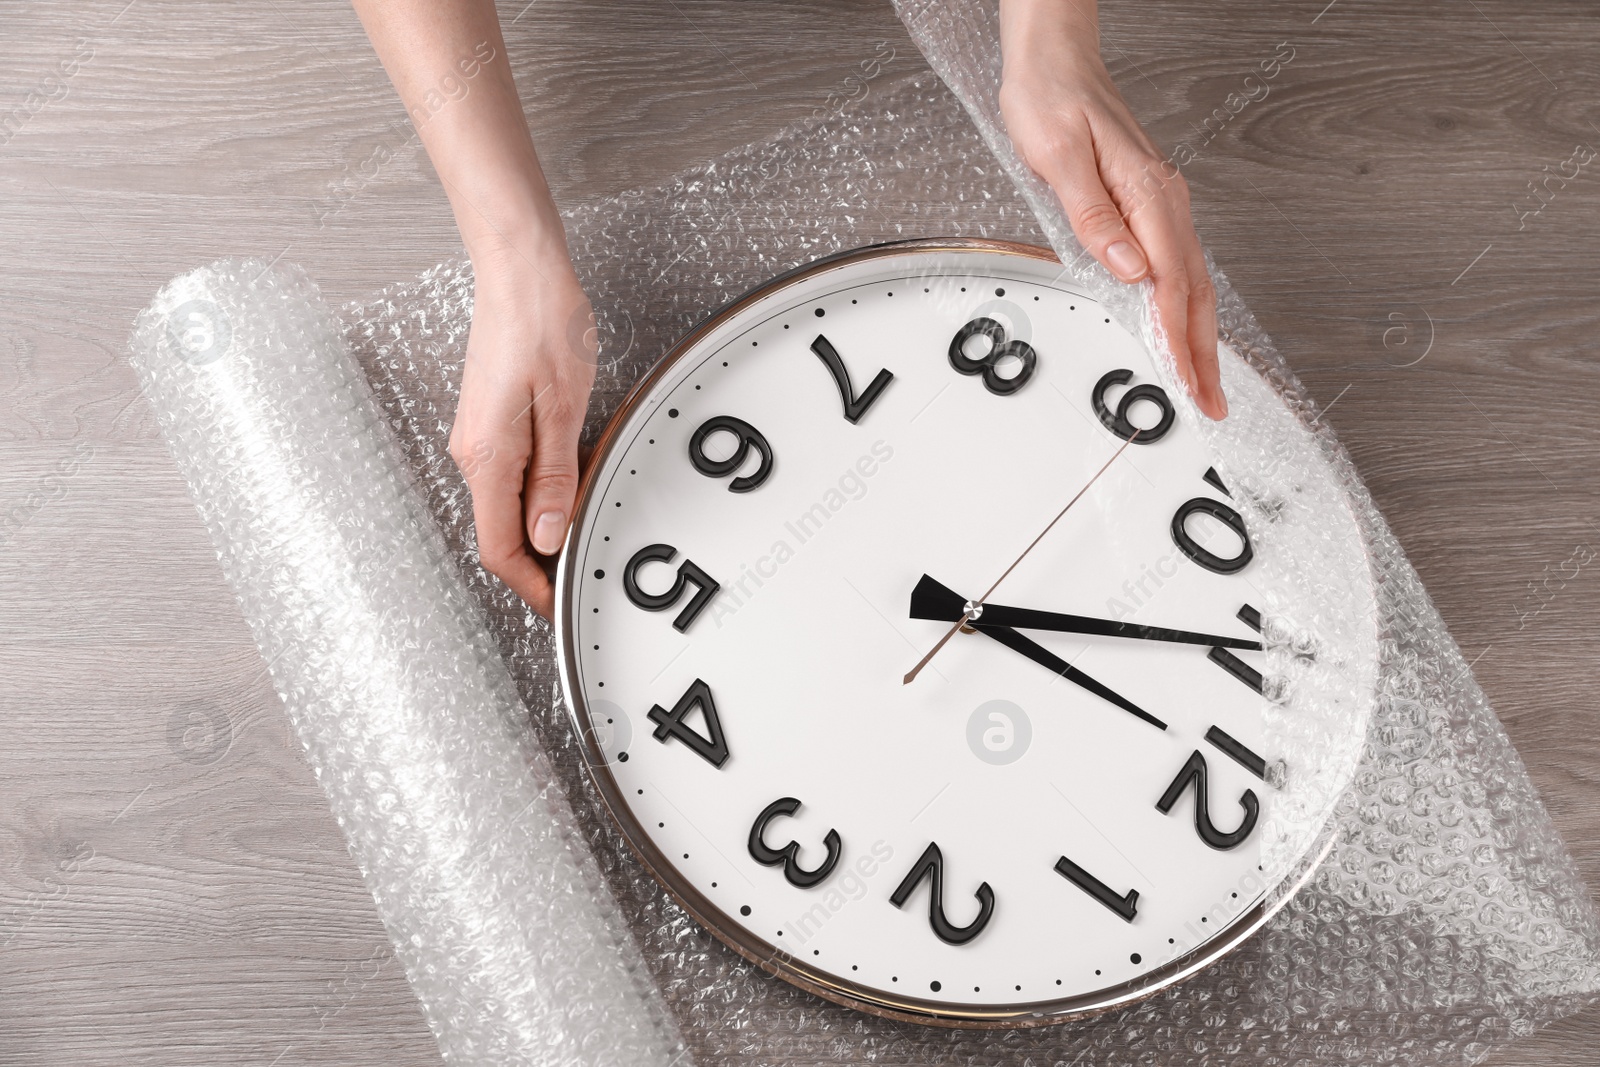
left=1105, top=241, right=1148, bottom=282
left=1209, top=385, right=1229, bottom=420
left=532, top=510, right=566, bottom=555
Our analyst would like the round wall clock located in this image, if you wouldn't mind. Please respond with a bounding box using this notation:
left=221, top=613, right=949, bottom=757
left=556, top=239, right=1377, bottom=1026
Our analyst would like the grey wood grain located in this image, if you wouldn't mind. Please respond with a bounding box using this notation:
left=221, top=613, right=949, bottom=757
left=0, top=0, right=1596, bottom=1064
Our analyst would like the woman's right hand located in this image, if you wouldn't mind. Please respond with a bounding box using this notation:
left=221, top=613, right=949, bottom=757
left=998, top=0, right=1226, bottom=419
left=449, top=246, right=597, bottom=619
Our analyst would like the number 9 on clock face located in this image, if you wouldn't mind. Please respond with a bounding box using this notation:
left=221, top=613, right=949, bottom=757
left=556, top=240, right=1375, bottom=1026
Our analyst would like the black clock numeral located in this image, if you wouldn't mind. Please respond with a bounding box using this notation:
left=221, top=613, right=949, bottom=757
left=1156, top=750, right=1259, bottom=850
left=889, top=842, right=995, bottom=946
left=810, top=334, right=894, bottom=424
left=646, top=678, right=729, bottom=768
left=622, top=543, right=720, bottom=632
left=948, top=317, right=1037, bottom=396
left=689, top=415, right=774, bottom=492
left=1053, top=855, right=1139, bottom=923
left=1209, top=601, right=1263, bottom=692
left=1208, top=647, right=1263, bottom=694
left=747, top=797, right=842, bottom=889
left=1204, top=725, right=1267, bottom=780
left=1092, top=369, right=1175, bottom=443
left=1171, top=487, right=1253, bottom=574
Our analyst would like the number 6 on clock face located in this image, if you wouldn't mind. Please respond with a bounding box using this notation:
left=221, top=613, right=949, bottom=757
left=689, top=415, right=774, bottom=492
left=559, top=241, right=1378, bottom=1027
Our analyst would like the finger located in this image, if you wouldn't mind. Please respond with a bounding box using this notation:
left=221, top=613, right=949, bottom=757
left=1029, top=131, right=1151, bottom=284
left=1126, top=195, right=1225, bottom=420
left=524, top=379, right=587, bottom=561
left=1181, top=236, right=1225, bottom=419
left=449, top=383, right=554, bottom=615
left=1113, top=160, right=1226, bottom=420
left=461, top=442, right=557, bottom=617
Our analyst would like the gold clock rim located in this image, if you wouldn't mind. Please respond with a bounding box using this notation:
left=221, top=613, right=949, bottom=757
left=554, top=237, right=1339, bottom=1028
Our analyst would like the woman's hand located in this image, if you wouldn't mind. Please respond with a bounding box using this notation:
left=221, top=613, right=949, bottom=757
left=353, top=0, right=598, bottom=617
left=998, top=0, right=1227, bottom=419
left=450, top=249, right=596, bottom=618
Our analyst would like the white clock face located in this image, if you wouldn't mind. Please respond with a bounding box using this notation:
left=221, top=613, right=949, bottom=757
left=558, top=243, right=1372, bottom=1024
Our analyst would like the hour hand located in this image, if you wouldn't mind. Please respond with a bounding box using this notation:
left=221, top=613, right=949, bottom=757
left=910, top=575, right=1261, bottom=651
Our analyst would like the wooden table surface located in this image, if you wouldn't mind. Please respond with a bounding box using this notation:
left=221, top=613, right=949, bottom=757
left=2, top=0, right=1596, bottom=1063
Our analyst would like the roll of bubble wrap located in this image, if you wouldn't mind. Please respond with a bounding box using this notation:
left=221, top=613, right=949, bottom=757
left=128, top=263, right=688, bottom=1067
left=130, top=7, right=1600, bottom=1066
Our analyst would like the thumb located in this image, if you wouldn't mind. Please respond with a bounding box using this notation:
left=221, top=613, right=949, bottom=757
left=1031, top=139, right=1151, bottom=284
left=525, top=384, right=586, bottom=557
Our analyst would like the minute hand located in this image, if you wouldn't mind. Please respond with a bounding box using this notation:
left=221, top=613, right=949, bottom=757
left=907, top=576, right=1166, bottom=728
left=911, top=575, right=1261, bottom=651
left=974, top=623, right=1169, bottom=730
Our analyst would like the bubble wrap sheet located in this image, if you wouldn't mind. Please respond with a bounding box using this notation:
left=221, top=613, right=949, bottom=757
left=341, top=65, right=1600, bottom=1067
left=130, top=10, right=1600, bottom=1067
left=128, top=265, right=686, bottom=1067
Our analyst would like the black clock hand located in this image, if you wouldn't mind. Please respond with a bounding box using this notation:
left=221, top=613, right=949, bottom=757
left=903, top=432, right=1140, bottom=684
left=911, top=575, right=1262, bottom=651
left=971, top=621, right=1168, bottom=730
left=910, top=578, right=1166, bottom=728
